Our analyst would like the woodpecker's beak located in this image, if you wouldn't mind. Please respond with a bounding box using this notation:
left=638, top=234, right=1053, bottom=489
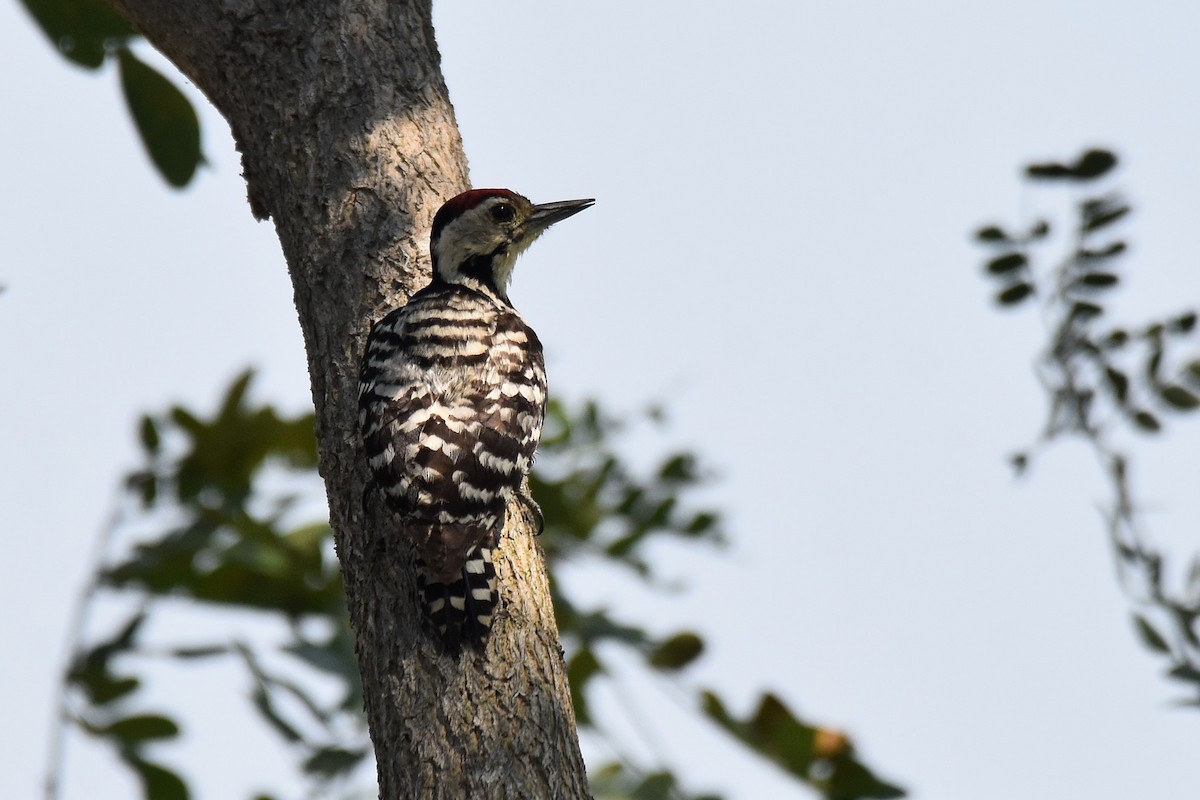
left=525, top=198, right=595, bottom=234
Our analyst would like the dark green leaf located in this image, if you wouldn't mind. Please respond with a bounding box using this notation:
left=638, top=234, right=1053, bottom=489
left=1028, top=149, right=1117, bottom=181
left=68, top=613, right=146, bottom=704
left=974, top=225, right=1008, bottom=243
left=1176, top=606, right=1200, bottom=648
left=126, top=757, right=188, bottom=800
left=284, top=638, right=358, bottom=680
left=100, top=612, right=146, bottom=651
left=996, top=283, right=1033, bottom=306
left=824, top=759, right=908, bottom=800
left=302, top=747, right=367, bottom=777
left=590, top=763, right=721, bottom=800
left=251, top=686, right=304, bottom=743
left=76, top=673, right=140, bottom=706
left=1102, top=330, right=1128, bottom=349
left=1026, top=161, right=1073, bottom=180
left=588, top=762, right=627, bottom=796
left=1146, top=343, right=1163, bottom=382
left=1160, top=385, right=1200, bottom=411
left=658, top=453, right=698, bottom=483
left=1104, top=368, right=1129, bottom=404
left=649, top=632, right=705, bottom=671
left=169, top=645, right=229, bottom=659
left=1184, top=360, right=1200, bottom=387
left=104, top=714, right=180, bottom=742
left=1077, top=241, right=1127, bottom=261
left=117, top=48, right=203, bottom=187
left=985, top=252, right=1027, bottom=276
left=139, top=415, right=160, bottom=454
left=19, top=0, right=135, bottom=68
left=1170, top=312, right=1197, bottom=334
left=685, top=511, right=718, bottom=535
left=127, top=469, right=157, bottom=505
left=1168, top=664, right=1200, bottom=685
left=1029, top=219, right=1051, bottom=239
left=1010, top=452, right=1028, bottom=476
left=1133, top=616, right=1170, bottom=654
left=1070, top=301, right=1103, bottom=319
left=169, top=406, right=202, bottom=434
left=1133, top=410, right=1161, bottom=433
left=569, top=610, right=650, bottom=648
left=1082, top=202, right=1130, bottom=233
left=1072, top=149, right=1118, bottom=180
left=702, top=691, right=905, bottom=798
left=1078, top=273, right=1119, bottom=289
left=151, top=370, right=319, bottom=513
left=631, top=772, right=675, bottom=800
left=237, top=640, right=338, bottom=728
left=566, top=648, right=602, bottom=726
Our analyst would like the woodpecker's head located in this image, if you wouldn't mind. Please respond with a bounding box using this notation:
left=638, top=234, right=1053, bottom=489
left=430, top=189, right=594, bottom=302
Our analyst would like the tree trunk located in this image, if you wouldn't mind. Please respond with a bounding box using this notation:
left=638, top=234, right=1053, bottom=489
left=102, top=2, right=590, bottom=797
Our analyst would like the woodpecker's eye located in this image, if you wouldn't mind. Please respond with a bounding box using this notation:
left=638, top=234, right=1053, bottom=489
left=490, top=203, right=515, bottom=223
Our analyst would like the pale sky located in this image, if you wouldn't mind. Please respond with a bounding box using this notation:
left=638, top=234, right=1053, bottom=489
left=4, top=2, right=1200, bottom=798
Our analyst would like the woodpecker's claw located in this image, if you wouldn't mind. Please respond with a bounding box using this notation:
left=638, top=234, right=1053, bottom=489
left=361, top=477, right=378, bottom=517
left=518, top=493, right=545, bottom=535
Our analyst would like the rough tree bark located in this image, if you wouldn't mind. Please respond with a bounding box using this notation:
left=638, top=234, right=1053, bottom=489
left=101, top=1, right=590, bottom=797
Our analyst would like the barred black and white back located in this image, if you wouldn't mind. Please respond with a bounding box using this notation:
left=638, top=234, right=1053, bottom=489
left=358, top=188, right=593, bottom=650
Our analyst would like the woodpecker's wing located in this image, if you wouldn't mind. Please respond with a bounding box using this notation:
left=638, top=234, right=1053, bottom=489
left=359, top=288, right=546, bottom=580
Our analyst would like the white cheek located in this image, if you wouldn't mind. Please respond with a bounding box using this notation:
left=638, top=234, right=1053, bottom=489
left=434, top=240, right=466, bottom=281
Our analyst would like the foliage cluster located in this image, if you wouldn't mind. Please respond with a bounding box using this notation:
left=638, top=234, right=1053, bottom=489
left=976, top=148, right=1200, bottom=705
left=20, top=0, right=203, bottom=186
left=54, top=372, right=903, bottom=800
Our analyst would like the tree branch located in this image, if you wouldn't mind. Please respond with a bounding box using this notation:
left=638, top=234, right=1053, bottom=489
left=102, top=0, right=590, bottom=796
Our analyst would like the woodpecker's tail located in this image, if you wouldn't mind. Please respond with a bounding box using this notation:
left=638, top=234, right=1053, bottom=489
left=419, top=545, right=498, bottom=651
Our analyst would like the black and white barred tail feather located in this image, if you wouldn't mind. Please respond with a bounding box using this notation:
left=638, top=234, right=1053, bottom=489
left=420, top=544, right=498, bottom=650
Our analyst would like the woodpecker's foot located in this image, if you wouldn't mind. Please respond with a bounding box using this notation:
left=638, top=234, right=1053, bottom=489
left=518, top=493, right=545, bottom=535
left=361, top=477, right=377, bottom=518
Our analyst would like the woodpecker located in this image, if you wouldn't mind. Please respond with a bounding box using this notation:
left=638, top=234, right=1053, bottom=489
left=358, top=188, right=594, bottom=650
